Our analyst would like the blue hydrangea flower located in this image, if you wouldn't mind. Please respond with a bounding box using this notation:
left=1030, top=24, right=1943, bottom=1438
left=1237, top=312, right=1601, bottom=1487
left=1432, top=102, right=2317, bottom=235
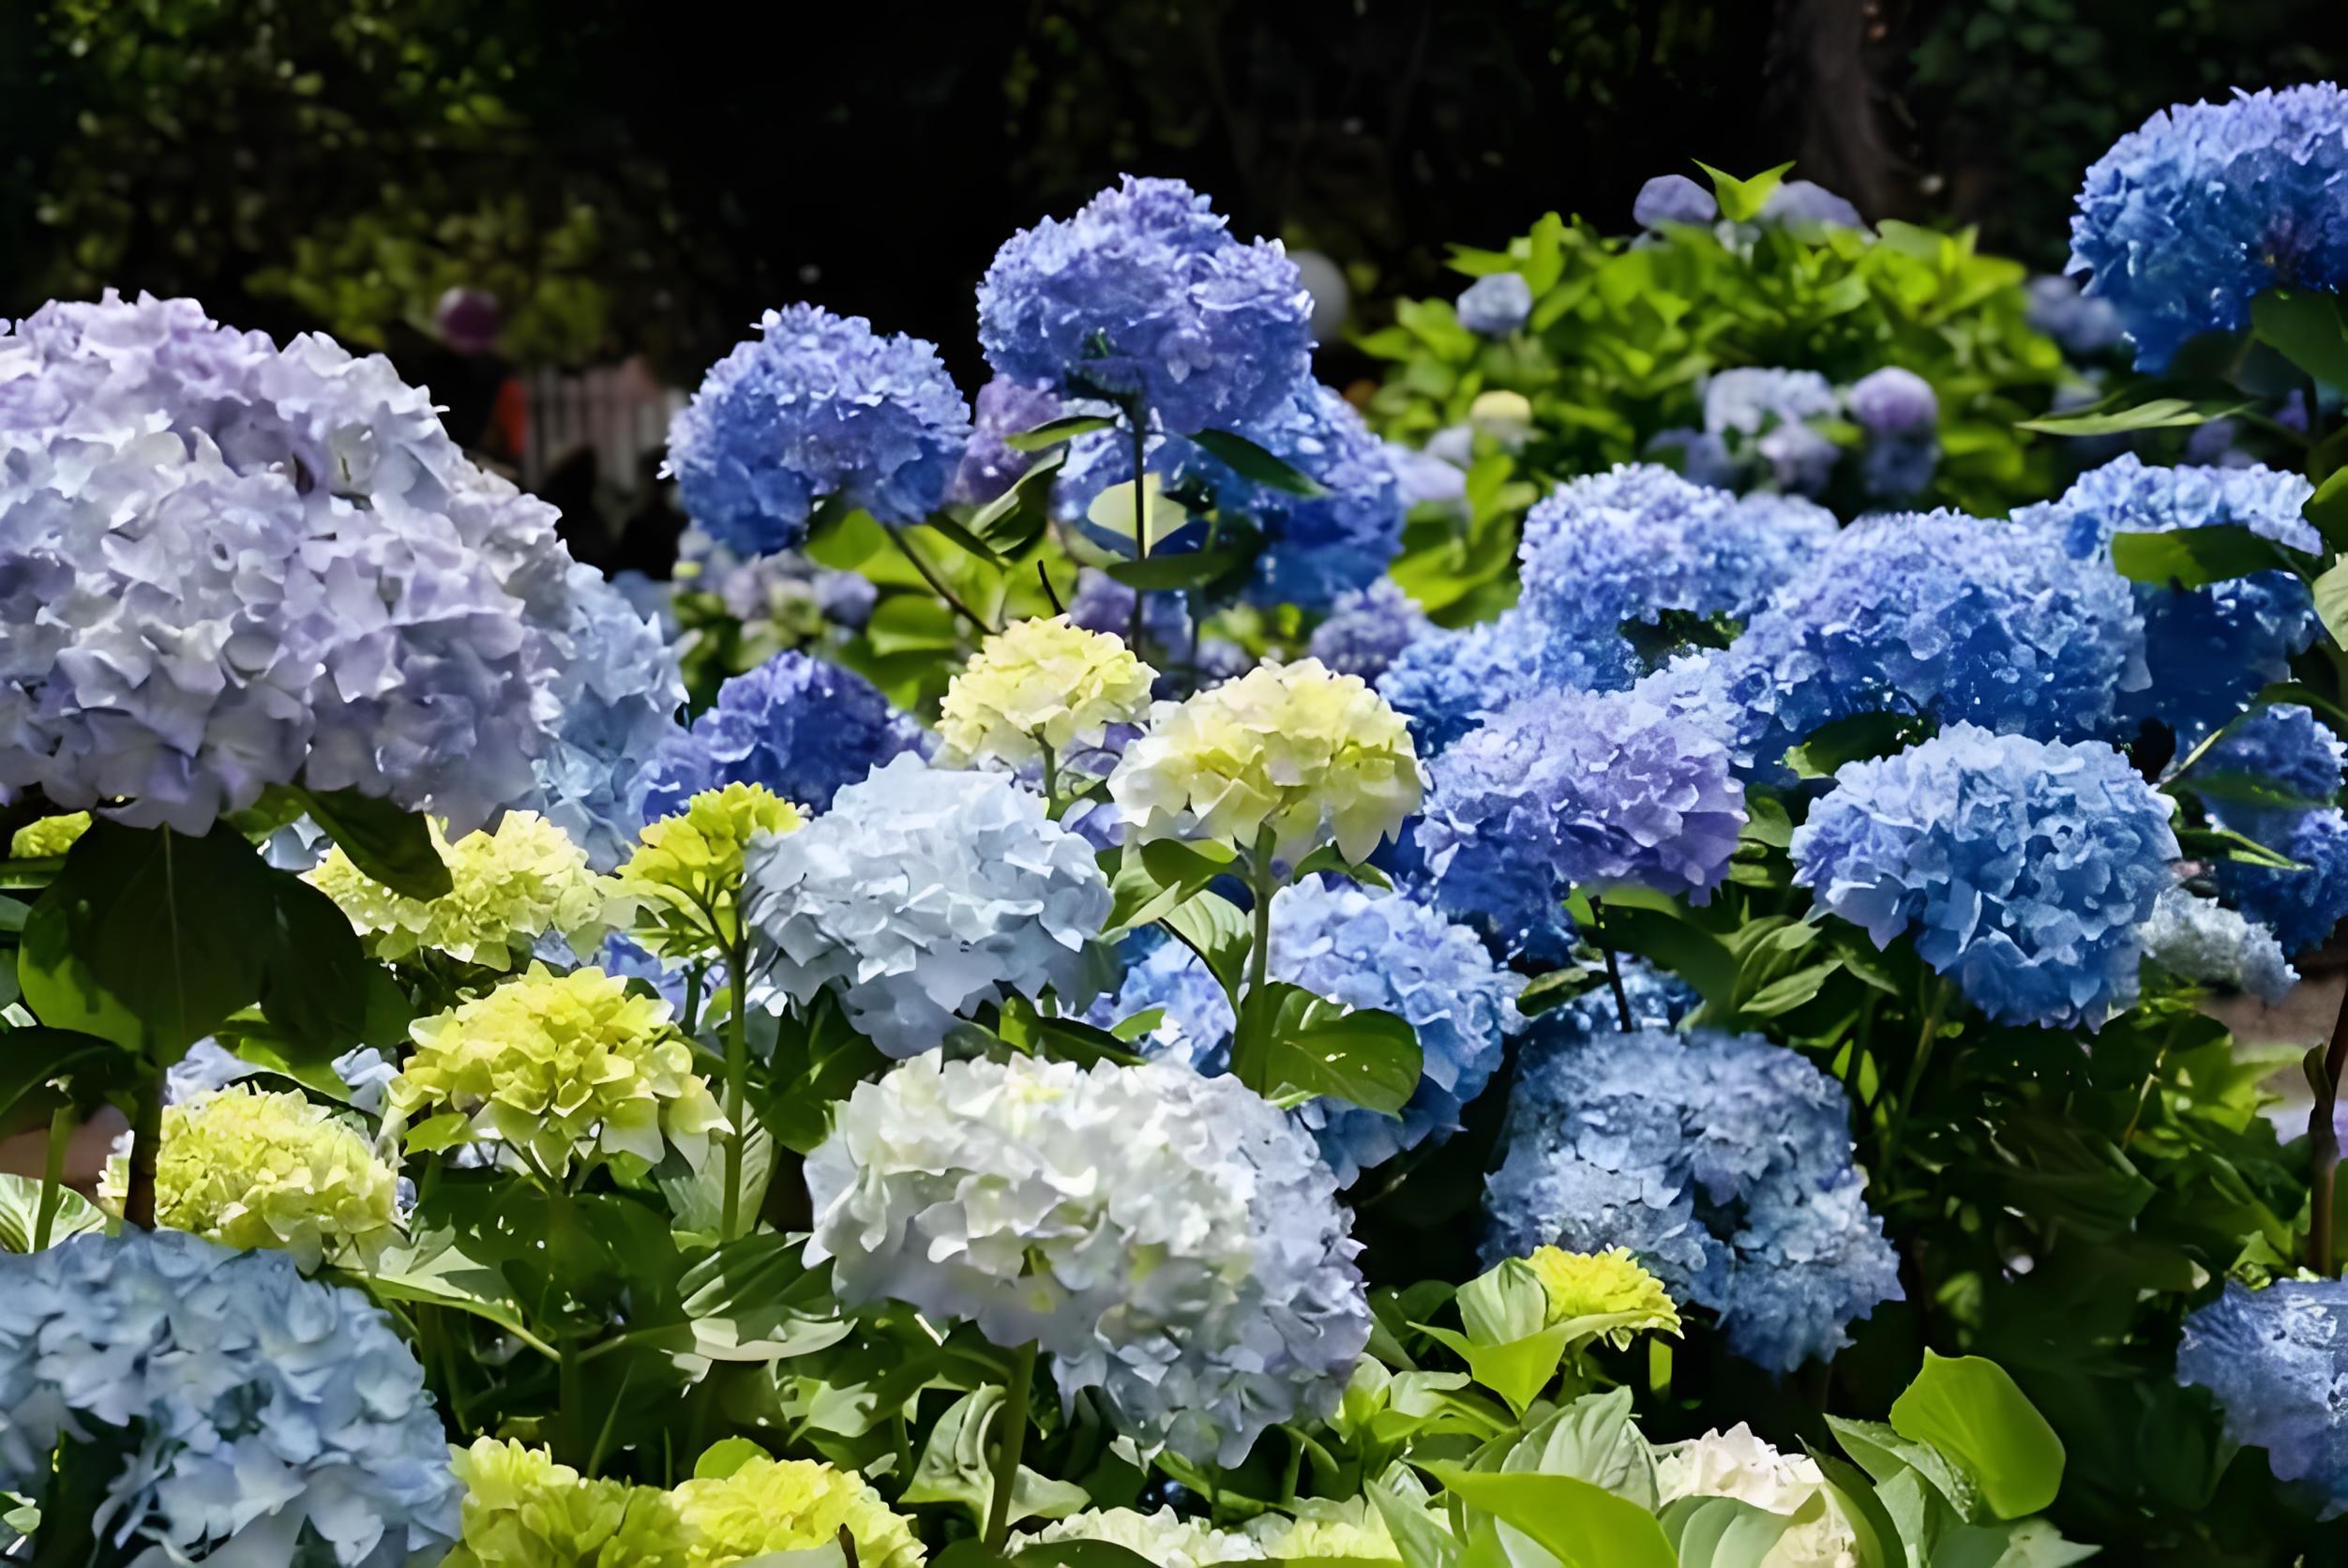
left=2070, top=83, right=2348, bottom=370
left=2015, top=456, right=2318, bottom=743
left=1065, top=566, right=1196, bottom=664
left=1720, top=509, right=2147, bottom=771
left=2138, top=884, right=2298, bottom=1003
left=1088, top=879, right=1525, bottom=1184
left=1307, top=580, right=1435, bottom=681
left=1634, top=174, right=1719, bottom=228
left=1760, top=180, right=1866, bottom=230
left=1860, top=434, right=1941, bottom=501
left=633, top=650, right=932, bottom=822
left=1416, top=686, right=1748, bottom=957
left=1456, top=272, right=1534, bottom=337
left=952, top=376, right=1065, bottom=505
left=1847, top=368, right=1938, bottom=436
left=1791, top=725, right=2178, bottom=1028
left=667, top=304, right=971, bottom=555
left=2205, top=703, right=2347, bottom=826
left=1645, top=427, right=1739, bottom=490
left=1386, top=442, right=1469, bottom=514
left=1484, top=1025, right=1902, bottom=1373
left=0, top=293, right=596, bottom=836
left=978, top=175, right=1314, bottom=433
left=2025, top=274, right=2128, bottom=357
left=2217, top=808, right=2348, bottom=957
left=523, top=565, right=687, bottom=867
left=1377, top=609, right=1555, bottom=756
left=0, top=1229, right=459, bottom=1564
left=2176, top=1277, right=2348, bottom=1516
left=1703, top=369, right=1841, bottom=438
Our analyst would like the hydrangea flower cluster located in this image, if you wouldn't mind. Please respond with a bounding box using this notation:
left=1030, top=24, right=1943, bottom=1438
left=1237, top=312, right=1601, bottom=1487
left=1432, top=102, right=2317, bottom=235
left=2015, top=456, right=2317, bottom=741
left=1456, top=271, right=1534, bottom=337
left=939, top=615, right=1155, bottom=770
left=0, top=293, right=609, bottom=835
left=1088, top=877, right=1524, bottom=1183
left=1416, top=686, right=1746, bottom=956
left=619, top=781, right=805, bottom=958
left=1308, top=580, right=1435, bottom=681
left=308, top=809, right=614, bottom=970
left=951, top=375, right=1063, bottom=505
left=2024, top=274, right=2127, bottom=358
left=0, top=1229, right=459, bottom=1565
left=390, top=964, right=728, bottom=1179
left=666, top=304, right=971, bottom=554
left=1846, top=367, right=1938, bottom=436
left=806, top=1053, right=1371, bottom=1465
left=2138, top=885, right=2298, bottom=1003
left=1525, top=1246, right=1684, bottom=1347
left=670, top=1455, right=927, bottom=1568
left=524, top=565, right=688, bottom=867
left=978, top=175, right=1313, bottom=433
left=120, top=1084, right=404, bottom=1270
left=1109, top=659, right=1423, bottom=864
left=2175, top=1278, right=2348, bottom=1516
left=634, top=651, right=933, bottom=821
left=1655, top=1425, right=1864, bottom=1566
left=2070, top=83, right=2348, bottom=370
left=1791, top=727, right=2178, bottom=1028
left=444, top=1439, right=687, bottom=1568
left=1034, top=1508, right=1265, bottom=1568
left=2217, top=809, right=2348, bottom=957
left=742, top=755, right=1111, bottom=1055
left=1485, top=1026, right=1902, bottom=1373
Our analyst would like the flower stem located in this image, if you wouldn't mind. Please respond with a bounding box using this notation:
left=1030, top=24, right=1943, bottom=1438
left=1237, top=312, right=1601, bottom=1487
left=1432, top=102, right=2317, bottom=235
left=1246, top=829, right=1278, bottom=1002
left=33, top=1101, right=71, bottom=1250
left=2308, top=985, right=2348, bottom=1275
left=720, top=938, right=752, bottom=1241
left=1127, top=404, right=1151, bottom=656
left=682, top=962, right=705, bottom=1038
left=1588, top=895, right=1633, bottom=1032
left=125, top=1072, right=163, bottom=1229
left=890, top=524, right=996, bottom=634
left=1040, top=748, right=1061, bottom=817
left=1882, top=981, right=1950, bottom=1175
left=984, top=1340, right=1039, bottom=1550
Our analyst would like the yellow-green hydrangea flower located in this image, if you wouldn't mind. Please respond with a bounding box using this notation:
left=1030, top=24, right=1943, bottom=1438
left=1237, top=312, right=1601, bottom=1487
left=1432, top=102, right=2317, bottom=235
left=1108, top=657, right=1422, bottom=863
left=618, top=783, right=805, bottom=957
left=939, top=614, right=1155, bottom=770
left=390, top=964, right=729, bottom=1182
left=9, top=810, right=91, bottom=859
left=309, top=810, right=616, bottom=971
left=444, top=1438, right=690, bottom=1568
left=106, top=1084, right=403, bottom=1271
left=1526, top=1244, right=1683, bottom=1348
left=670, top=1455, right=926, bottom=1568
left=1245, top=1497, right=1401, bottom=1561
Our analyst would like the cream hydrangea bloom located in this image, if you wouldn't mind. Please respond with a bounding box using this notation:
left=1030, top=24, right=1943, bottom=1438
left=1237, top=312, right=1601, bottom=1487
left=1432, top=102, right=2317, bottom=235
left=1655, top=1425, right=1861, bottom=1568
left=1108, top=658, right=1422, bottom=863
left=444, top=1438, right=689, bottom=1568
left=8, top=810, right=90, bottom=858
left=390, top=965, right=728, bottom=1181
left=619, top=782, right=805, bottom=957
left=1036, top=1507, right=1263, bottom=1567
left=309, top=810, right=616, bottom=970
left=670, top=1455, right=925, bottom=1568
left=104, top=1084, right=403, bottom=1270
left=1245, top=1498, right=1401, bottom=1560
left=939, top=614, right=1155, bottom=769
left=1526, top=1244, right=1683, bottom=1347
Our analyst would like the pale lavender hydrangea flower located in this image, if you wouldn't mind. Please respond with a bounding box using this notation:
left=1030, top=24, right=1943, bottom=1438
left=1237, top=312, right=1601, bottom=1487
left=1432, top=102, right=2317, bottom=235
left=1634, top=175, right=1719, bottom=228
left=1847, top=368, right=1938, bottom=436
left=1307, top=580, right=1435, bottom=681
left=1456, top=272, right=1534, bottom=337
left=951, top=376, right=1065, bottom=505
left=2138, top=884, right=2297, bottom=1003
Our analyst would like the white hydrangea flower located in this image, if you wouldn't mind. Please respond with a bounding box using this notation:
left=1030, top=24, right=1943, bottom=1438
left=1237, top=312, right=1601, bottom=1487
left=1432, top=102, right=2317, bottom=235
left=939, top=614, right=1155, bottom=770
left=2138, top=883, right=2298, bottom=1003
left=742, top=755, right=1113, bottom=1056
left=806, top=1054, right=1371, bottom=1465
left=1034, top=1508, right=1263, bottom=1568
left=1655, top=1425, right=1859, bottom=1568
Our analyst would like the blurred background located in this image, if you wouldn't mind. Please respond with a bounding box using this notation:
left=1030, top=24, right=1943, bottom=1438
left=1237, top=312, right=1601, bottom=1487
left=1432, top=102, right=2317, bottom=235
left=7, top=0, right=2340, bottom=567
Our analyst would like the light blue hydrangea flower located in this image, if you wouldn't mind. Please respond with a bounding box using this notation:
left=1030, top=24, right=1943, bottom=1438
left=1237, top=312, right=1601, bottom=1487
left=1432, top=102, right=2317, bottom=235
left=1307, top=580, right=1435, bottom=681
left=666, top=304, right=971, bottom=555
left=523, top=565, right=687, bottom=867
left=2176, top=1277, right=2348, bottom=1516
left=0, top=293, right=595, bottom=836
left=1792, top=725, right=2178, bottom=1028
left=1087, top=878, right=1525, bottom=1184
left=633, top=650, right=932, bottom=822
left=2138, top=884, right=2297, bottom=1003
left=1847, top=368, right=1938, bottom=436
left=1485, top=1025, right=1901, bottom=1373
left=1634, top=174, right=1719, bottom=228
left=2070, top=83, right=2348, bottom=370
left=1416, top=686, right=1747, bottom=957
left=2217, top=808, right=2348, bottom=957
left=1703, top=369, right=1840, bottom=439
left=1456, top=272, right=1534, bottom=337
left=978, top=175, right=1313, bottom=434
left=1386, top=441, right=1469, bottom=514
left=743, top=754, right=1112, bottom=1055
left=1761, top=180, right=1866, bottom=230
left=951, top=376, right=1065, bottom=506
left=0, top=1229, right=459, bottom=1565
left=2016, top=456, right=2319, bottom=743
left=2025, top=274, right=2128, bottom=357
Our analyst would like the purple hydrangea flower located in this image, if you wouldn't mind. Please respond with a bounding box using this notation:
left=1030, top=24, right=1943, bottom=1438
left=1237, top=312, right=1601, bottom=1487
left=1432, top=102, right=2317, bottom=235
left=1307, top=580, right=1436, bottom=681
left=1847, top=368, right=1938, bottom=436
left=1456, top=272, right=1535, bottom=337
left=951, top=376, right=1065, bottom=505
left=1760, top=180, right=1866, bottom=230
left=1634, top=175, right=1720, bottom=228
left=2024, top=274, right=2128, bottom=358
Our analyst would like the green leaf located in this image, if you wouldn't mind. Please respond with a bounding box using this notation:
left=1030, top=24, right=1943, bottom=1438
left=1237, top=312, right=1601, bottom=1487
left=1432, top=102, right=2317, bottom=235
left=0, top=1027, right=123, bottom=1128
left=1660, top=1495, right=1799, bottom=1568
left=1230, top=982, right=1422, bottom=1114
left=18, top=822, right=275, bottom=1059
left=750, top=992, right=891, bottom=1154
left=1292, top=846, right=1394, bottom=889
left=1828, top=1415, right=1986, bottom=1524
left=1785, top=711, right=1934, bottom=779
left=1737, top=959, right=1841, bottom=1019
left=866, top=594, right=963, bottom=656
left=1930, top=1518, right=2099, bottom=1568
left=1157, top=891, right=1251, bottom=1000
left=1693, top=160, right=1795, bottom=223
left=0, top=1172, right=105, bottom=1253
left=2108, top=525, right=2295, bottom=589
left=1417, top=1322, right=1570, bottom=1416
left=1015, top=1545, right=1166, bottom=1568
left=1421, top=1462, right=1676, bottom=1568
left=694, top=1436, right=774, bottom=1481
left=1101, top=542, right=1257, bottom=593
left=2250, top=288, right=2348, bottom=391
left=2308, top=465, right=2348, bottom=554
left=1805, top=1450, right=1902, bottom=1568
left=1004, top=414, right=1117, bottom=452
left=901, top=1385, right=1091, bottom=1527
left=969, top=449, right=1065, bottom=556
left=254, top=870, right=393, bottom=1057
left=678, top=1232, right=852, bottom=1363
left=1191, top=427, right=1327, bottom=496
left=996, top=996, right=1146, bottom=1067
left=1590, top=897, right=1737, bottom=1012
left=1456, top=1258, right=1550, bottom=1346
left=1501, top=1388, right=1658, bottom=1510
left=1104, top=839, right=1235, bottom=934
left=2174, top=823, right=2304, bottom=870
left=1367, top=1473, right=1461, bottom=1568
left=1888, top=1352, right=2065, bottom=1520
left=297, top=788, right=451, bottom=900
left=2313, top=556, right=2348, bottom=649
left=923, top=512, right=1006, bottom=566
left=2015, top=397, right=2251, bottom=437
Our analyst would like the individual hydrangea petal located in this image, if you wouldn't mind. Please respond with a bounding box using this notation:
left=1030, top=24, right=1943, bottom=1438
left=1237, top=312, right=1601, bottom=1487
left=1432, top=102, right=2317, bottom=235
left=1792, top=725, right=2178, bottom=1028
left=939, top=615, right=1155, bottom=770
left=443, top=1439, right=689, bottom=1568
left=742, top=756, right=1111, bottom=1055
left=633, top=650, right=933, bottom=822
left=0, top=1229, right=459, bottom=1565
left=1655, top=1425, right=1865, bottom=1565
left=308, top=810, right=615, bottom=970
left=952, top=376, right=1064, bottom=506
left=670, top=1455, right=926, bottom=1568
left=2015, top=456, right=2317, bottom=742
left=1456, top=272, right=1534, bottom=337
left=1485, top=1025, right=1901, bottom=1373
left=666, top=304, right=971, bottom=554
left=1847, top=368, right=1938, bottom=436
left=2138, top=883, right=2298, bottom=1003
left=2070, top=83, right=2348, bottom=370
left=1307, top=580, right=1435, bottom=682
left=1110, top=659, right=1423, bottom=865
left=1634, top=174, right=1720, bottom=227
left=389, top=964, right=728, bottom=1180
left=978, top=175, right=1313, bottom=434
left=618, top=781, right=805, bottom=958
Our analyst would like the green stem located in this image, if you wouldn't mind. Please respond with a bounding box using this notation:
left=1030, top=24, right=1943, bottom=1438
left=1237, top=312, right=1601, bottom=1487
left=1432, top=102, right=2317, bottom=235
left=2309, top=982, right=2348, bottom=1275
left=1588, top=895, right=1633, bottom=1032
left=1882, top=982, right=1950, bottom=1174
left=890, top=525, right=996, bottom=634
left=1127, top=405, right=1151, bottom=655
left=984, top=1341, right=1039, bottom=1551
left=125, top=1072, right=164, bottom=1229
left=682, top=962, right=705, bottom=1038
left=33, top=1101, right=72, bottom=1250
left=1040, top=747, right=1061, bottom=817
left=1246, top=829, right=1278, bottom=1002
left=721, top=939, right=751, bottom=1240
